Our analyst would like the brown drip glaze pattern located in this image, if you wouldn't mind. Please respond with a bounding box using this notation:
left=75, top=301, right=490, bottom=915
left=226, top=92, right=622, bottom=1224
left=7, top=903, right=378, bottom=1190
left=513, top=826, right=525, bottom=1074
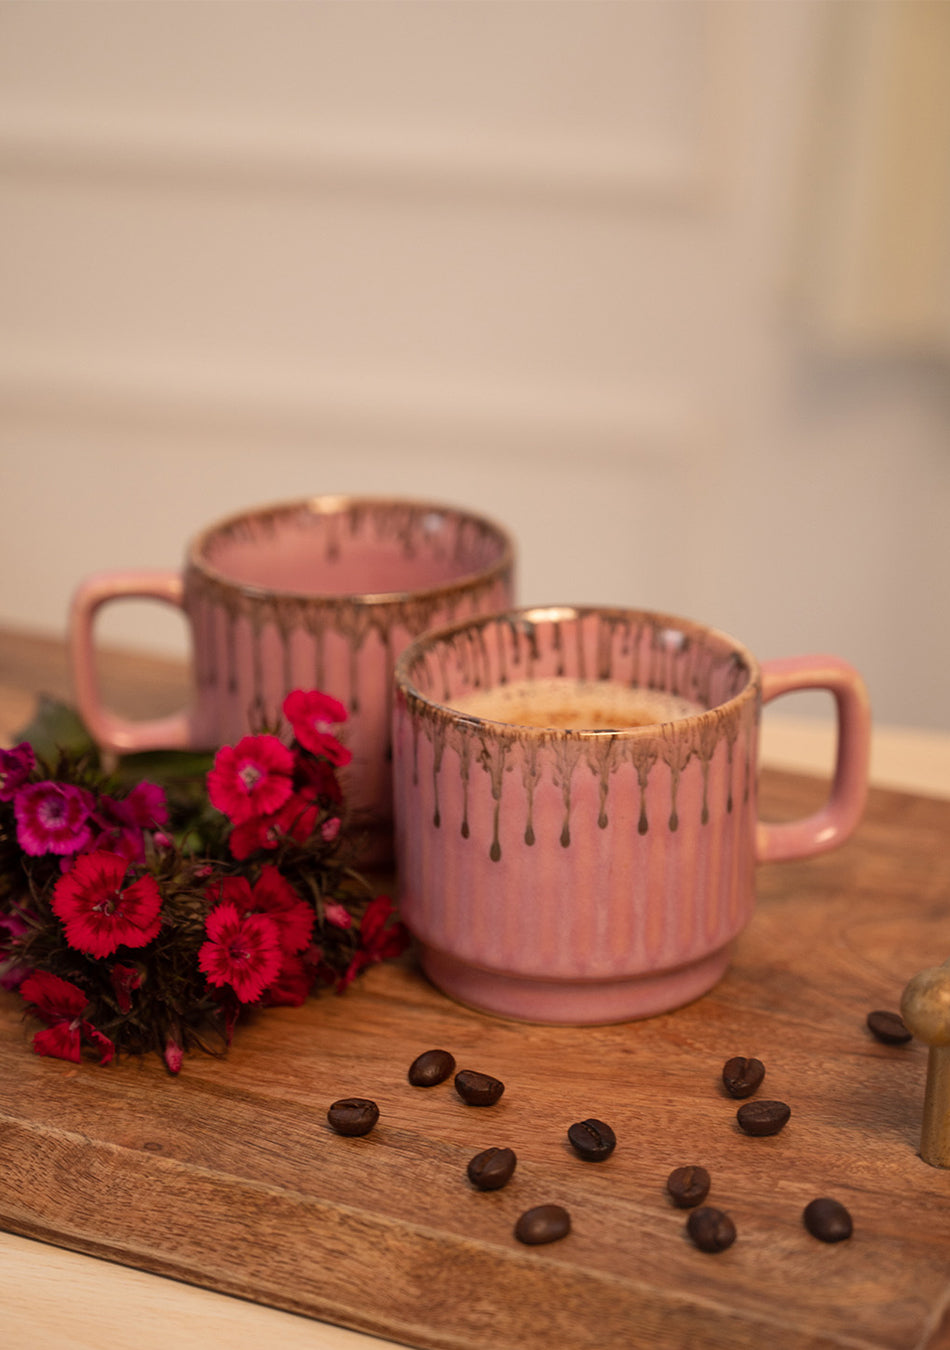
left=392, top=606, right=871, bottom=1025
left=70, top=497, right=514, bottom=866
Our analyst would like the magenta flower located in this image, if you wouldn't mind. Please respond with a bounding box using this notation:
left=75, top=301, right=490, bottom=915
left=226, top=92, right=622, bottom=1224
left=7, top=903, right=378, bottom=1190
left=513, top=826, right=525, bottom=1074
left=20, top=970, right=114, bottom=1065
left=90, top=782, right=169, bottom=863
left=51, top=850, right=163, bottom=958
left=0, top=742, right=35, bottom=801
left=283, top=690, right=352, bottom=766
left=207, top=735, right=295, bottom=825
left=197, top=900, right=283, bottom=1003
left=15, top=781, right=94, bottom=856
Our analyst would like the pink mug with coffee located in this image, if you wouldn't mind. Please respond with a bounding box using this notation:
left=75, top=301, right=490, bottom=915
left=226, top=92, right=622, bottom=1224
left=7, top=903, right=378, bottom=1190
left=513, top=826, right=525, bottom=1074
left=392, top=606, right=871, bottom=1023
left=70, top=496, right=515, bottom=863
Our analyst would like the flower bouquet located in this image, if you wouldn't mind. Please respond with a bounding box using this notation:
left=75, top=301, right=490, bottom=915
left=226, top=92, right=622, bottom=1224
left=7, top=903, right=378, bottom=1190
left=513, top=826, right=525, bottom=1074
left=0, top=690, right=407, bottom=1073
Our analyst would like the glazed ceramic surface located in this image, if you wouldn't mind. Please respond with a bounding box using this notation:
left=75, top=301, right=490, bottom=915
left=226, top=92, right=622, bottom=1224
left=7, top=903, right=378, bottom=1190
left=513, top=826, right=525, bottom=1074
left=70, top=497, right=515, bottom=861
left=393, top=607, right=870, bottom=1023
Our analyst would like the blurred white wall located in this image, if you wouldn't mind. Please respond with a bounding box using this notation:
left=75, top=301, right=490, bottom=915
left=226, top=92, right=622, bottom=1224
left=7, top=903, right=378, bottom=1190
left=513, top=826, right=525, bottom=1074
left=1, top=0, right=948, bottom=730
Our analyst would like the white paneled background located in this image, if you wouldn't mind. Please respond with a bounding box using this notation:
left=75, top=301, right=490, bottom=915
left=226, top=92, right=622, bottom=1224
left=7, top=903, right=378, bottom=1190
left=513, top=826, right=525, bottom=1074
left=1, top=0, right=948, bottom=730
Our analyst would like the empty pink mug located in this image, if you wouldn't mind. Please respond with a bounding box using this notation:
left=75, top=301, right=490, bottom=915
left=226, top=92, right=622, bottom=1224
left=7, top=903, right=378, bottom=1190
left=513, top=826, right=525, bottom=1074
left=70, top=496, right=515, bottom=862
left=392, top=606, right=871, bottom=1023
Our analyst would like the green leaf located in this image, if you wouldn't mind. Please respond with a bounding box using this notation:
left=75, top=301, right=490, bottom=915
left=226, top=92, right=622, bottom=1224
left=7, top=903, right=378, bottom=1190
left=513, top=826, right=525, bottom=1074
left=13, top=696, right=98, bottom=763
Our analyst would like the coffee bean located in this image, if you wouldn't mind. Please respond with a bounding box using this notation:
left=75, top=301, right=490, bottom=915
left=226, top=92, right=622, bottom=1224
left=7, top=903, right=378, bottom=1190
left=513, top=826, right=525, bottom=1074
left=455, top=1069, right=505, bottom=1106
left=567, top=1118, right=616, bottom=1162
left=327, top=1097, right=379, bottom=1137
left=408, top=1048, right=456, bottom=1087
left=867, top=1010, right=913, bottom=1046
left=467, top=1146, right=517, bottom=1191
left=666, top=1165, right=711, bottom=1208
left=736, top=1100, right=791, bottom=1136
left=803, top=1197, right=853, bottom=1243
left=722, top=1056, right=766, bottom=1099
left=514, top=1204, right=571, bottom=1246
left=686, top=1206, right=736, bottom=1253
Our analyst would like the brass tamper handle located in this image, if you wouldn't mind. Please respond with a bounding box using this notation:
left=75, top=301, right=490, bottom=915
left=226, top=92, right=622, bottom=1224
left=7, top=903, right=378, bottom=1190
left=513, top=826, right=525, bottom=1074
left=901, top=961, right=950, bottom=1168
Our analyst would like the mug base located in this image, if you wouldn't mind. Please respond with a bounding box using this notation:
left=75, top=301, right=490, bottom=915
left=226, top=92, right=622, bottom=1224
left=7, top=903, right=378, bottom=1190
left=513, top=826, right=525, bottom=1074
left=418, top=945, right=733, bottom=1025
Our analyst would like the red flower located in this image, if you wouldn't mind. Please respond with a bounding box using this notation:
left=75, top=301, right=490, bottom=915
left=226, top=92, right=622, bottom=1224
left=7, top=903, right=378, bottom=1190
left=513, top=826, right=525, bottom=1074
left=51, top=850, right=163, bottom=958
left=110, top=962, right=142, bottom=1013
left=20, top=971, right=114, bottom=1065
left=207, top=735, right=295, bottom=825
left=206, top=869, right=313, bottom=956
left=283, top=690, right=352, bottom=766
left=261, top=954, right=313, bottom=1007
left=297, top=754, right=343, bottom=805
left=337, top=895, right=408, bottom=992
left=198, top=900, right=283, bottom=1003
left=227, top=792, right=322, bottom=861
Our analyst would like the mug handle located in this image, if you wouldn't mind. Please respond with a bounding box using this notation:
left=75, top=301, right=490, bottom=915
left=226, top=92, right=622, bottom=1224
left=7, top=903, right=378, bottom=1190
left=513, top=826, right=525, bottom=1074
left=69, top=570, right=191, bottom=754
left=755, top=655, right=871, bottom=863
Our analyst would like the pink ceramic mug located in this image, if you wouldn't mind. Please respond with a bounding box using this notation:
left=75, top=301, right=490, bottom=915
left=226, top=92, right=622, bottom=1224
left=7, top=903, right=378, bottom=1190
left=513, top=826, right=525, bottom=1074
left=392, top=606, right=871, bottom=1023
left=70, top=496, right=515, bottom=862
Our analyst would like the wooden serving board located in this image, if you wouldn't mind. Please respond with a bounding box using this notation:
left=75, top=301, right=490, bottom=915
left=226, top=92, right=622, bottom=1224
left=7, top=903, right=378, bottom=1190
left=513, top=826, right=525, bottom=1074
left=2, top=771, right=950, bottom=1350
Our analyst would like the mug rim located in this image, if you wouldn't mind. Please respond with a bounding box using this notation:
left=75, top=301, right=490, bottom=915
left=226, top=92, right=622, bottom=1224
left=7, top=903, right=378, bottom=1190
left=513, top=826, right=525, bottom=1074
left=186, top=494, right=516, bottom=606
left=394, top=604, right=762, bottom=737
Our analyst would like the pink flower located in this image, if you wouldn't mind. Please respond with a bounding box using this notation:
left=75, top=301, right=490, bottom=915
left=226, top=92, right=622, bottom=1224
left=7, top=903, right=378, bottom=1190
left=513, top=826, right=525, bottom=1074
left=14, top=782, right=94, bottom=856
left=51, top=850, right=163, bottom=958
left=324, top=901, right=352, bottom=930
left=163, top=1037, right=184, bottom=1075
left=20, top=970, right=114, bottom=1066
left=0, top=742, right=35, bottom=801
left=197, top=900, right=283, bottom=1003
left=337, top=895, right=409, bottom=992
left=207, top=735, right=295, bottom=825
left=283, top=690, right=352, bottom=766
left=321, top=816, right=341, bottom=843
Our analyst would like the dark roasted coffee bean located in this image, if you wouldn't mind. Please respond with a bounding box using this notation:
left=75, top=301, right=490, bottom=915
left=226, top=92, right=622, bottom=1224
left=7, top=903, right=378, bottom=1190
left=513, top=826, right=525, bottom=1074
left=736, top=1099, right=791, bottom=1136
left=514, top=1204, right=571, bottom=1246
left=455, top=1069, right=505, bottom=1106
left=803, top=1197, right=853, bottom=1243
left=408, top=1048, right=456, bottom=1087
left=687, top=1206, right=736, bottom=1253
left=467, top=1146, right=517, bottom=1191
left=327, top=1097, right=379, bottom=1137
left=867, top=1010, right=913, bottom=1045
left=722, top=1056, right=766, bottom=1099
left=567, top=1118, right=616, bottom=1162
left=666, top=1165, right=711, bottom=1208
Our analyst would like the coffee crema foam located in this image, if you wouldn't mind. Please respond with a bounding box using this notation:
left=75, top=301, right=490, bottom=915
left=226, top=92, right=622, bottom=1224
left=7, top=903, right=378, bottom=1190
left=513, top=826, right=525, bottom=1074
left=450, top=678, right=704, bottom=731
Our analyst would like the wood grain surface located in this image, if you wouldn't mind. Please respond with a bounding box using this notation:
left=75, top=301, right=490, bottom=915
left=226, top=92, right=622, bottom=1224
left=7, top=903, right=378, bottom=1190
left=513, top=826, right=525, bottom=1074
left=1, top=633, right=948, bottom=1349
left=2, top=770, right=950, bottom=1350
